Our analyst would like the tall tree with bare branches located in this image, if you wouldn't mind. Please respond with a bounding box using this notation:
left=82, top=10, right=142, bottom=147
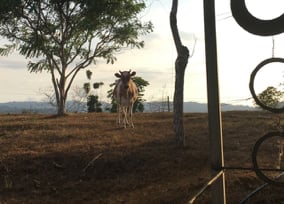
left=170, top=0, right=195, bottom=146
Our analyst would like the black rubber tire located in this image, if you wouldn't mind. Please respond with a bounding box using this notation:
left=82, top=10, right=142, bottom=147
left=249, top=58, right=284, bottom=113
left=252, top=131, right=284, bottom=186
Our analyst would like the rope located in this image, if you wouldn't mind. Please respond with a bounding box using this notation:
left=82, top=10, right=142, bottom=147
left=222, top=166, right=284, bottom=172
left=188, top=170, right=224, bottom=204
left=239, top=172, right=284, bottom=204
left=239, top=183, right=268, bottom=204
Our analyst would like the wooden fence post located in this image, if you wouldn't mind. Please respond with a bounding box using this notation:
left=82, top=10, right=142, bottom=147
left=203, top=1, right=226, bottom=203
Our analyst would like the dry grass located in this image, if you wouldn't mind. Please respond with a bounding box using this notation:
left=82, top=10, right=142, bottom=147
left=0, top=111, right=283, bottom=204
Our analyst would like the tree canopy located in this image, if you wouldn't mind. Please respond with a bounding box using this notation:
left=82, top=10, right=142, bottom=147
left=0, top=0, right=153, bottom=115
left=256, top=86, right=283, bottom=109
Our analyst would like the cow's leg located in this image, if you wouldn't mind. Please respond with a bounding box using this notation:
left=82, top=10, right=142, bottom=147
left=122, top=106, right=127, bottom=128
left=117, top=104, right=121, bottom=125
left=129, top=103, right=134, bottom=128
left=125, top=106, right=130, bottom=126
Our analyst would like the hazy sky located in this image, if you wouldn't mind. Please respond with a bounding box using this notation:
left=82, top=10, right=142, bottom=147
left=0, top=0, right=284, bottom=106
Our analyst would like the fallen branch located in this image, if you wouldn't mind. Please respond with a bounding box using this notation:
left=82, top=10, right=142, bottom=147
left=82, top=153, right=103, bottom=172
left=52, top=161, right=64, bottom=169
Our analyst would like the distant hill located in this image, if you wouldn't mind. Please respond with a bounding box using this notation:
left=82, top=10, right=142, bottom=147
left=0, top=101, right=56, bottom=114
left=183, top=102, right=257, bottom=112
left=143, top=101, right=256, bottom=113
left=0, top=101, right=256, bottom=114
left=219, top=103, right=256, bottom=112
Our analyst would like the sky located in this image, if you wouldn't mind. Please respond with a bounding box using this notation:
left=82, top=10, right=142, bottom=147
left=0, top=0, right=284, bottom=106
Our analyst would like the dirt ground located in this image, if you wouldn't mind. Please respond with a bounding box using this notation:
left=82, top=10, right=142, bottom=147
left=0, top=111, right=283, bottom=204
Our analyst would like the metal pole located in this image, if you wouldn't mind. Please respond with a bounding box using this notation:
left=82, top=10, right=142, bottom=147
left=203, top=1, right=226, bottom=203
left=167, top=96, right=170, bottom=112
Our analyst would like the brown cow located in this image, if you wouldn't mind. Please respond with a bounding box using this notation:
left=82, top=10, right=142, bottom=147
left=113, top=70, right=138, bottom=128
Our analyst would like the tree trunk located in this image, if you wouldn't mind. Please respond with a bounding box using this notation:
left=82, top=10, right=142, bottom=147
left=48, top=59, right=67, bottom=116
left=170, top=0, right=189, bottom=146
left=57, top=93, right=66, bottom=116
left=57, top=74, right=67, bottom=116
left=173, top=47, right=189, bottom=145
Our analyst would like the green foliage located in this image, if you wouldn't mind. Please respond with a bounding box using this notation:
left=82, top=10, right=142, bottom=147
left=84, top=70, right=104, bottom=112
left=0, top=44, right=16, bottom=56
left=106, top=81, right=118, bottom=112
left=86, top=70, right=92, bottom=80
left=83, top=83, right=91, bottom=95
left=132, top=76, right=149, bottom=112
left=256, top=86, right=283, bottom=108
left=0, top=0, right=21, bottom=22
left=87, top=95, right=102, bottom=113
left=93, top=82, right=104, bottom=89
left=107, top=76, right=149, bottom=113
left=0, top=0, right=153, bottom=64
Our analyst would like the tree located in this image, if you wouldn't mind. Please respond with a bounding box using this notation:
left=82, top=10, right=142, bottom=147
left=68, top=85, right=88, bottom=112
left=132, top=76, right=149, bottom=112
left=87, top=95, right=102, bottom=112
left=256, top=86, right=283, bottom=108
left=88, top=82, right=104, bottom=112
left=39, top=85, right=88, bottom=113
left=0, top=0, right=153, bottom=116
left=107, top=76, right=149, bottom=113
left=170, top=0, right=195, bottom=146
left=83, top=70, right=104, bottom=112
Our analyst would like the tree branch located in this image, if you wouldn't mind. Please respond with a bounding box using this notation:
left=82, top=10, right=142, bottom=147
left=170, top=0, right=182, bottom=53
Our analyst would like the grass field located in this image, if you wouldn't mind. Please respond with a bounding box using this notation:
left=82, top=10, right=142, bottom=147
left=0, top=111, right=283, bottom=203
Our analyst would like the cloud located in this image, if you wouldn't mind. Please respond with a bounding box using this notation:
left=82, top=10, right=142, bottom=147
left=0, top=67, right=51, bottom=102
left=0, top=53, right=28, bottom=70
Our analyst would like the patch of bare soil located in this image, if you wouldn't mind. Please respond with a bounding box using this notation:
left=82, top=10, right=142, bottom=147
left=0, top=111, right=283, bottom=203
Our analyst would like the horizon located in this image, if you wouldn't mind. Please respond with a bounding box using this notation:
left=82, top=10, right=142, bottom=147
left=0, top=99, right=256, bottom=107
left=0, top=100, right=257, bottom=114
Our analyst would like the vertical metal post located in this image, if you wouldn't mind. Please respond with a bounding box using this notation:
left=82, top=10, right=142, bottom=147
left=167, top=96, right=170, bottom=112
left=203, top=1, right=226, bottom=204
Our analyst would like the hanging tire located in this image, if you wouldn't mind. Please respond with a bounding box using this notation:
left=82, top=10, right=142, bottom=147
left=252, top=131, right=284, bottom=186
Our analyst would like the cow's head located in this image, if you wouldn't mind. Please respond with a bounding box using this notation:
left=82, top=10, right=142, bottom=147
left=115, top=70, right=136, bottom=89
